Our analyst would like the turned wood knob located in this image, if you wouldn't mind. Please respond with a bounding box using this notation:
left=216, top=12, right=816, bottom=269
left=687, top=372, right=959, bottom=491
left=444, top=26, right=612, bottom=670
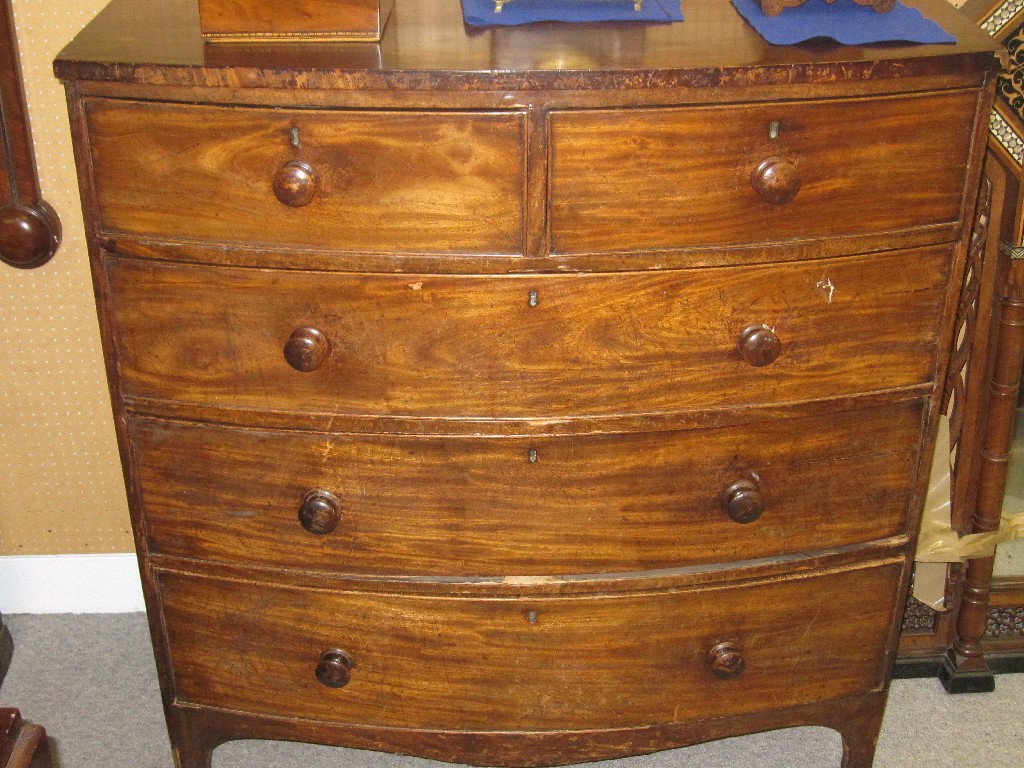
left=722, top=478, right=764, bottom=524
left=751, top=157, right=801, bottom=206
left=284, top=327, right=328, bottom=372
left=273, top=160, right=318, bottom=208
left=737, top=323, right=781, bottom=368
left=298, top=490, right=342, bottom=535
left=708, top=642, right=746, bottom=680
left=0, top=202, right=61, bottom=269
left=315, top=649, right=353, bottom=688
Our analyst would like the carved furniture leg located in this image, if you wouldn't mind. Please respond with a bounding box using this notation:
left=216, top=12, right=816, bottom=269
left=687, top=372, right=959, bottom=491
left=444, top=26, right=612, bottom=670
left=828, top=691, right=885, bottom=768
left=940, top=256, right=1024, bottom=693
left=0, top=613, right=12, bottom=689
left=167, top=708, right=219, bottom=768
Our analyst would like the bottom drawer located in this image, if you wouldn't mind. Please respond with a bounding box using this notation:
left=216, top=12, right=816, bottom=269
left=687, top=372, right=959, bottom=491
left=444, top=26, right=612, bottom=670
left=159, top=563, right=901, bottom=731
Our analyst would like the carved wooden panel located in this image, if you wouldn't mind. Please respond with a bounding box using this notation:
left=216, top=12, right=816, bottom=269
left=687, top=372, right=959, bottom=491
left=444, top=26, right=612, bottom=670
left=986, top=606, right=1024, bottom=636
left=902, top=597, right=940, bottom=634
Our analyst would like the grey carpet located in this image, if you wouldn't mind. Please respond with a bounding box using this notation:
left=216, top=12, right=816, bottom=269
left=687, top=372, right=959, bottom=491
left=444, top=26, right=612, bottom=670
left=0, top=613, right=1020, bottom=768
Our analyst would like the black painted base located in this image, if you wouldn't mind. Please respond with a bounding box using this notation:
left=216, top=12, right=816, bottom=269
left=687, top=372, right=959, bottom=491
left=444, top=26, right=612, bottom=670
left=938, top=648, right=996, bottom=694
left=985, top=651, right=1024, bottom=674
left=0, top=612, right=13, bottom=689
left=892, top=657, right=941, bottom=679
left=895, top=650, right=1024, bottom=681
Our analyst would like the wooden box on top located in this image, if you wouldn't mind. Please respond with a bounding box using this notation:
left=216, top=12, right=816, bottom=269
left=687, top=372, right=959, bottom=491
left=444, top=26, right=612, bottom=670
left=199, top=0, right=393, bottom=42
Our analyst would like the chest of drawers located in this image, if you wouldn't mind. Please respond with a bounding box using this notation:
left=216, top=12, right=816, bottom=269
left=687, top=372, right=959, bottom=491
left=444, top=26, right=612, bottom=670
left=55, top=0, right=998, bottom=766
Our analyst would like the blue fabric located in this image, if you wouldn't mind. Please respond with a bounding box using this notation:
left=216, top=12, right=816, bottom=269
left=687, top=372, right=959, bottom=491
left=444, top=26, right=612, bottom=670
left=731, top=0, right=955, bottom=44
left=462, top=0, right=682, bottom=26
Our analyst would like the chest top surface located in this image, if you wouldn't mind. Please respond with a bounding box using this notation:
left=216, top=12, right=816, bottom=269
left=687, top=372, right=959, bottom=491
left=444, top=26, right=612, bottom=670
left=54, top=0, right=998, bottom=92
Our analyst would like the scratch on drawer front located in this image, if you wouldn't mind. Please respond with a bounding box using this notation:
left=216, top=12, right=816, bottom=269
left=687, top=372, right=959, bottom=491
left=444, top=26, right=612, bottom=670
left=816, top=278, right=836, bottom=304
left=320, top=438, right=338, bottom=464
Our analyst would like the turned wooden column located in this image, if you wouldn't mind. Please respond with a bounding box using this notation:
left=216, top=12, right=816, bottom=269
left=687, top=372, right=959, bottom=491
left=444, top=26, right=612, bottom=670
left=0, top=0, right=60, bottom=268
left=940, top=253, right=1024, bottom=693
left=0, top=709, right=53, bottom=768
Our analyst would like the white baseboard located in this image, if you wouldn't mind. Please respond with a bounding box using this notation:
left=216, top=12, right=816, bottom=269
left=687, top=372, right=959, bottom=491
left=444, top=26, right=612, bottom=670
left=0, top=553, right=145, bottom=614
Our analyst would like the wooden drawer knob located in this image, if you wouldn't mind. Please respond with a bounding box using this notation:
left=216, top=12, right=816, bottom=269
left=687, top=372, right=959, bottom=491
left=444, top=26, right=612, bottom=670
left=298, top=490, right=342, bottom=535
left=751, top=156, right=800, bottom=206
left=722, top=478, right=764, bottom=524
left=273, top=160, right=318, bottom=208
left=737, top=323, right=781, bottom=367
left=708, top=642, right=746, bottom=680
left=315, top=649, right=353, bottom=688
left=284, top=327, right=328, bottom=372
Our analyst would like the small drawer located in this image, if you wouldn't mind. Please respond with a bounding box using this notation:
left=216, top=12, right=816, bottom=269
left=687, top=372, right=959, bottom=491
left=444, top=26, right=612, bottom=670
left=134, top=400, right=921, bottom=576
left=106, top=245, right=950, bottom=420
left=159, top=562, right=901, bottom=731
left=549, top=90, right=978, bottom=254
left=84, top=99, right=525, bottom=255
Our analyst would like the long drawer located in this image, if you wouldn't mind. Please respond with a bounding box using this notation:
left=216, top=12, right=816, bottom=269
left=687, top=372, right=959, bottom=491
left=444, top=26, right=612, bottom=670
left=84, top=99, right=526, bottom=255
left=549, top=90, right=978, bottom=254
left=106, top=246, right=949, bottom=420
left=159, top=562, right=901, bottom=731
left=134, top=401, right=922, bottom=576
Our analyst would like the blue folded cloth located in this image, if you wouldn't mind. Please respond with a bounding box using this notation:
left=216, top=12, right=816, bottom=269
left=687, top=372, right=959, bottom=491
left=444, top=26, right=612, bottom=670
left=731, top=0, right=955, bottom=44
left=462, top=0, right=683, bottom=26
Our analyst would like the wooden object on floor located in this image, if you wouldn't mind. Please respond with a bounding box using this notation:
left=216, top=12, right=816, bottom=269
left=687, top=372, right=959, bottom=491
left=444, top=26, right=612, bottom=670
left=0, top=0, right=60, bottom=268
left=895, top=153, right=1008, bottom=679
left=896, top=0, right=1024, bottom=681
left=941, top=251, right=1024, bottom=692
left=0, top=710, right=52, bottom=768
left=0, top=614, right=12, bottom=690
left=54, top=0, right=999, bottom=765
left=198, top=0, right=394, bottom=42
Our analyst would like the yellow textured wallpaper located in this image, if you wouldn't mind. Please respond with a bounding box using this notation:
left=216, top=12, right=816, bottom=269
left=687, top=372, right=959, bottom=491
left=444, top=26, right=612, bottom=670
left=0, top=0, right=984, bottom=556
left=0, top=0, right=131, bottom=555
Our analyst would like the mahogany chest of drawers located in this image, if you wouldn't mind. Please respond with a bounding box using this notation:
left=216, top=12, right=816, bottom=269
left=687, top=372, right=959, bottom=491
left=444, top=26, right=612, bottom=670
left=55, top=0, right=998, bottom=766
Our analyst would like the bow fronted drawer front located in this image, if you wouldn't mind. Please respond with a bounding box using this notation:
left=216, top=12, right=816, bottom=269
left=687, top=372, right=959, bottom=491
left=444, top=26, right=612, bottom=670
left=85, top=100, right=527, bottom=256
left=549, top=91, right=978, bottom=256
left=159, top=562, right=902, bottom=731
left=132, top=400, right=922, bottom=576
left=104, top=247, right=949, bottom=421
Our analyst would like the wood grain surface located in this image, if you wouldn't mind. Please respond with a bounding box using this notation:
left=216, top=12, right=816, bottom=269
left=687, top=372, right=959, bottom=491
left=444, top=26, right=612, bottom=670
left=549, top=90, right=978, bottom=254
left=199, top=0, right=391, bottom=40
left=52, top=0, right=998, bottom=94
left=133, top=401, right=922, bottom=576
left=85, top=99, right=525, bottom=254
left=158, top=562, right=900, bottom=731
left=104, top=247, right=950, bottom=421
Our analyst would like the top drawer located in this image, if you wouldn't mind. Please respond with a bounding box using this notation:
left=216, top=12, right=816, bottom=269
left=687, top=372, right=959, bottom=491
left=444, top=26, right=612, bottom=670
left=83, top=100, right=526, bottom=255
left=549, top=90, right=978, bottom=255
